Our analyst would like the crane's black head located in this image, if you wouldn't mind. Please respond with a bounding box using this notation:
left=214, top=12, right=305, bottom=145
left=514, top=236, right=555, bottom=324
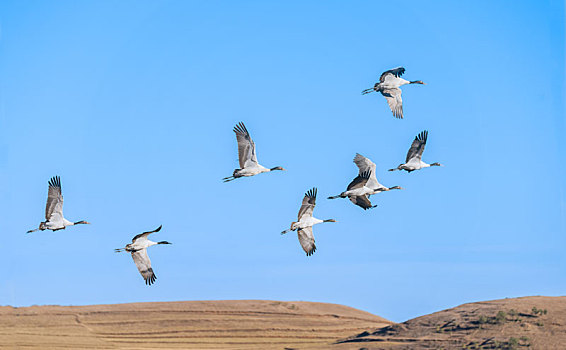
left=158, top=241, right=172, bottom=245
left=270, top=166, right=286, bottom=171
left=431, top=162, right=443, bottom=167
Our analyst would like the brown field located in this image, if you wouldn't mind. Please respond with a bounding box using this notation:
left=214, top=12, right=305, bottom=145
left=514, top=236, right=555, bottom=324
left=1, top=296, right=564, bottom=349
left=0, top=300, right=390, bottom=349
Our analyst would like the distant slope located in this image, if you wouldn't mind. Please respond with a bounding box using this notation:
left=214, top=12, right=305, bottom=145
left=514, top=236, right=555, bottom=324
left=0, top=300, right=391, bottom=349
left=339, top=296, right=566, bottom=349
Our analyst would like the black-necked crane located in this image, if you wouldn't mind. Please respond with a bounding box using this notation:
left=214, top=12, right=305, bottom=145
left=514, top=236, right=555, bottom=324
left=351, top=153, right=402, bottom=208
left=115, top=225, right=171, bottom=286
left=328, top=154, right=401, bottom=210
left=362, top=67, right=425, bottom=119
left=389, top=130, right=443, bottom=172
left=223, top=122, right=285, bottom=182
left=27, top=176, right=90, bottom=233
left=281, top=188, right=336, bottom=256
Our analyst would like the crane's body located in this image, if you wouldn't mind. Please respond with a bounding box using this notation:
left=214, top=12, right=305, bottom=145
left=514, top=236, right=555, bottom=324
left=124, top=239, right=159, bottom=252
left=340, top=185, right=376, bottom=198
left=379, top=77, right=411, bottom=90
left=289, top=216, right=324, bottom=231
left=233, top=164, right=271, bottom=178
left=38, top=218, right=75, bottom=231
left=398, top=158, right=432, bottom=172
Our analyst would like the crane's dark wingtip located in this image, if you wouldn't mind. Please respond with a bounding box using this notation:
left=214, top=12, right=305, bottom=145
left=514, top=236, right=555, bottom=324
left=233, top=122, right=249, bottom=136
left=145, top=272, right=157, bottom=286
left=305, top=187, right=317, bottom=199
left=306, top=247, right=316, bottom=256
left=48, top=176, right=61, bottom=188
left=416, top=130, right=428, bottom=143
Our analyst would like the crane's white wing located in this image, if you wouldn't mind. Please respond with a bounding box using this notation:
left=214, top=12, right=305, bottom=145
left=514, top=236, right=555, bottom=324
left=233, top=122, right=258, bottom=168
left=45, top=176, right=64, bottom=222
left=406, top=130, right=428, bottom=162
left=353, top=154, right=380, bottom=189
left=297, top=188, right=316, bottom=221
left=379, top=67, right=405, bottom=83
left=297, top=226, right=316, bottom=256
left=131, top=225, right=162, bottom=243
left=381, top=88, right=403, bottom=119
left=131, top=249, right=156, bottom=285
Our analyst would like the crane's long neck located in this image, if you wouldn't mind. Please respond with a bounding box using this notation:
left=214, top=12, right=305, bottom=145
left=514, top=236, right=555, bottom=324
left=64, top=220, right=89, bottom=227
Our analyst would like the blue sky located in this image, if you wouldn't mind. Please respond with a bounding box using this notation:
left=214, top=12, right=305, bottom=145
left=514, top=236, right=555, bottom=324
left=0, top=0, right=564, bottom=322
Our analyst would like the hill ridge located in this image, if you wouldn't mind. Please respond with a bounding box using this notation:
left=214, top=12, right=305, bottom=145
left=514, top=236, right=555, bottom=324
left=340, top=295, right=566, bottom=349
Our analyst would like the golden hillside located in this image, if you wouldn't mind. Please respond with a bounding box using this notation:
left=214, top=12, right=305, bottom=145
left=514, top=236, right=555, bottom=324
left=0, top=300, right=390, bottom=349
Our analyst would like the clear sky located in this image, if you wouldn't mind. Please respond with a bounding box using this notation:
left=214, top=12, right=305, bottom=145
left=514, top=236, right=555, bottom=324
left=0, top=0, right=564, bottom=322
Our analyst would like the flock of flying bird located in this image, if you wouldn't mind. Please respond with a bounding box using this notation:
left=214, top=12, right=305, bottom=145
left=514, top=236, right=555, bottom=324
left=26, top=67, right=442, bottom=285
